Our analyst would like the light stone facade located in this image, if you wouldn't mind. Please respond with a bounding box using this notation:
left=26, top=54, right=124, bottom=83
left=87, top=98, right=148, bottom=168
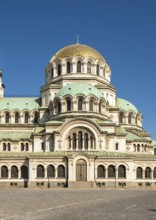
left=0, top=43, right=156, bottom=188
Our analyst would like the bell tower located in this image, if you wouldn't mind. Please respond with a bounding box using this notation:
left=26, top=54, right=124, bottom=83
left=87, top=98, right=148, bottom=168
left=0, top=69, right=5, bottom=98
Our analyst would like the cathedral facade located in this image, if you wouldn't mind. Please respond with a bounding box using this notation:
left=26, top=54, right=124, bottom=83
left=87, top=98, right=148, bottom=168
left=0, top=43, right=156, bottom=188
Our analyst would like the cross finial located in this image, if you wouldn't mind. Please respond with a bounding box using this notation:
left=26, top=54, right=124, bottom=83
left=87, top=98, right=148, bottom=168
left=77, top=35, right=80, bottom=44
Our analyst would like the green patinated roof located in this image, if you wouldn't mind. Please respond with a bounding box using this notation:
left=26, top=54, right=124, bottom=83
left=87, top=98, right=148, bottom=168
left=151, top=140, right=156, bottom=146
left=0, top=97, right=40, bottom=111
left=55, top=83, right=103, bottom=99
left=0, top=132, right=32, bottom=140
left=126, top=131, right=142, bottom=141
left=116, top=98, right=138, bottom=113
left=34, top=127, right=45, bottom=134
left=0, top=151, right=156, bottom=159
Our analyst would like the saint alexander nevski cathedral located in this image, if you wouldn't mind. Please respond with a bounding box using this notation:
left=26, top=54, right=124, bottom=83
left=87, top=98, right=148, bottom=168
left=0, top=41, right=156, bottom=188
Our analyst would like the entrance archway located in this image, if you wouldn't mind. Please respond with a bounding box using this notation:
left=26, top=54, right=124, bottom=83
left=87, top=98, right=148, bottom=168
left=76, top=159, right=87, bottom=181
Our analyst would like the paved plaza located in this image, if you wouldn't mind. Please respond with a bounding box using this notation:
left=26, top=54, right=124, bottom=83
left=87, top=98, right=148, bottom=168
left=0, top=188, right=156, bottom=220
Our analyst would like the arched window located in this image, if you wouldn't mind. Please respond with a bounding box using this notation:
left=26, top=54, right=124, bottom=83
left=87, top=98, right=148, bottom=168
left=145, top=167, right=151, bottom=179
left=99, top=102, right=102, bottom=113
left=87, top=62, right=91, bottom=73
left=153, top=167, right=156, bottom=179
left=154, top=148, right=156, bottom=155
left=11, top=166, right=18, bottom=178
left=58, top=64, right=62, bottom=76
left=67, top=100, right=71, bottom=111
left=134, top=144, right=136, bottom=152
left=1, top=166, right=8, bottom=178
left=67, top=62, right=71, bottom=73
left=51, top=68, right=54, bottom=79
left=24, top=113, right=29, bottom=123
left=97, top=165, right=105, bottom=178
left=115, top=143, right=119, bottom=150
left=78, top=131, right=83, bottom=149
left=136, top=167, right=143, bottom=179
left=89, top=100, right=93, bottom=111
left=128, top=114, right=132, bottom=124
left=90, top=136, right=93, bottom=149
left=15, top=112, right=19, bottom=123
left=73, top=133, right=76, bottom=149
left=47, top=165, right=55, bottom=178
left=68, top=136, right=71, bottom=149
left=118, top=165, right=126, bottom=178
left=5, top=112, right=10, bottom=123
left=84, top=133, right=88, bottom=149
left=21, top=143, right=24, bottom=151
left=58, top=165, right=65, bottom=178
left=119, top=112, right=124, bottom=123
left=78, top=98, right=83, bottom=110
left=21, top=166, right=28, bottom=179
left=137, top=144, right=140, bottom=152
left=8, top=143, right=11, bottom=151
left=37, top=165, right=45, bottom=178
left=26, top=143, right=29, bottom=151
left=58, top=102, right=61, bottom=113
left=34, top=112, right=39, bottom=124
left=96, top=64, right=99, bottom=76
left=77, top=61, right=81, bottom=72
left=108, top=165, right=115, bottom=178
left=3, top=143, right=6, bottom=151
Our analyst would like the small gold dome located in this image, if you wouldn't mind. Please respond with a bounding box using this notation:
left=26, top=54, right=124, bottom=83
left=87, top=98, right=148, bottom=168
left=50, top=44, right=105, bottom=62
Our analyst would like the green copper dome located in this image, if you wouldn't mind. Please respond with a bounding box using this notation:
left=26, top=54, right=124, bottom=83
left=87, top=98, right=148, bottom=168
left=55, top=83, right=103, bottom=99
left=116, top=98, right=138, bottom=113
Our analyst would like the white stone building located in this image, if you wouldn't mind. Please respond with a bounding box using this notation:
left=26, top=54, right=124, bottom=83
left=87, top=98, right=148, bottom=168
left=0, top=43, right=156, bottom=188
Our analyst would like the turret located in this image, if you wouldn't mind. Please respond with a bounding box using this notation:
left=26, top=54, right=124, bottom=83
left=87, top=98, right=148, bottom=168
left=0, top=69, right=5, bottom=98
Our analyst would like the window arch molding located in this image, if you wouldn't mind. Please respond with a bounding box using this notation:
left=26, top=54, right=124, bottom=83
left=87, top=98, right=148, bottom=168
left=119, top=111, right=126, bottom=124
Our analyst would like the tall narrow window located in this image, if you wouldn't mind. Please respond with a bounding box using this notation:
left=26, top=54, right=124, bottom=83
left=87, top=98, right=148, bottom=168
left=15, top=112, right=19, bottom=123
left=67, top=100, right=71, bottom=111
left=68, top=136, right=71, bottom=149
left=11, top=166, right=18, bottom=178
left=108, top=165, right=115, bottom=178
left=58, top=165, right=65, bottom=178
left=84, top=133, right=88, bottom=149
left=77, top=61, right=81, bottom=72
left=5, top=112, right=10, bottom=123
left=26, top=143, right=29, bottom=151
left=25, top=113, right=29, bottom=123
left=96, top=64, right=99, bottom=76
left=118, top=165, right=126, bottom=178
left=119, top=112, right=124, bottom=123
left=37, top=165, right=45, bottom=178
left=67, top=62, right=71, bottom=73
left=99, top=102, right=102, bottom=113
left=1, top=166, right=8, bottom=178
left=154, top=149, right=156, bottom=155
left=58, top=64, right=62, bottom=76
left=97, top=165, right=105, bottom=178
left=47, top=165, right=55, bottom=178
left=128, top=114, right=132, bottom=124
left=136, top=167, right=143, bottom=179
left=115, top=143, right=119, bottom=150
left=21, top=143, right=24, bottom=151
left=89, top=100, right=93, bottom=111
left=51, top=68, right=54, bottom=78
left=8, top=143, right=11, bottom=151
left=73, top=133, right=76, bottom=149
left=145, top=167, right=151, bottom=179
left=78, top=99, right=83, bottom=110
left=34, top=112, right=39, bottom=124
left=87, top=62, right=91, bottom=73
left=78, top=131, right=83, bottom=149
left=137, top=144, right=140, bottom=152
left=58, top=102, right=61, bottom=113
left=3, top=143, right=6, bottom=151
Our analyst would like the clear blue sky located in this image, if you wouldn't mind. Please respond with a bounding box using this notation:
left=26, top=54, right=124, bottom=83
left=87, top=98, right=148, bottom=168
left=0, top=0, right=156, bottom=139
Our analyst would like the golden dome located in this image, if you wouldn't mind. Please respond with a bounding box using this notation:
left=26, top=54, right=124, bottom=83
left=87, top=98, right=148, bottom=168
left=50, top=44, right=105, bottom=62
